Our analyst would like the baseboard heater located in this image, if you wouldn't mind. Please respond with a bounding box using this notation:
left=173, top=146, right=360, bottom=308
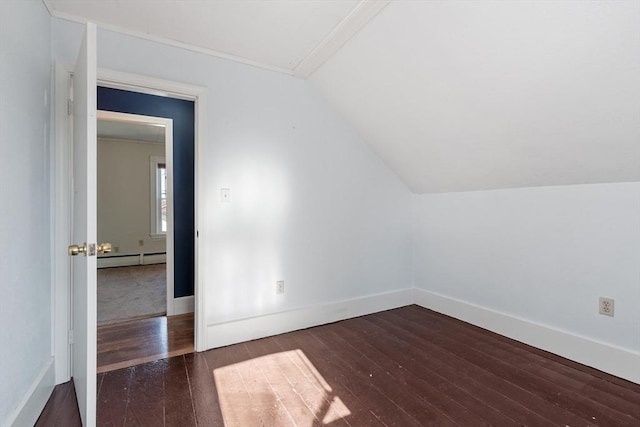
left=97, top=252, right=166, bottom=269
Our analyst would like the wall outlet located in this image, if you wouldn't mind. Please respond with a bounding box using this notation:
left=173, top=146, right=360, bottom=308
left=138, top=239, right=144, bottom=247
left=276, top=280, right=285, bottom=294
left=599, top=297, right=614, bottom=317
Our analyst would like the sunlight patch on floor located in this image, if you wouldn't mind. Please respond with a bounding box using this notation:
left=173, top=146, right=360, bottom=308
left=213, top=349, right=351, bottom=426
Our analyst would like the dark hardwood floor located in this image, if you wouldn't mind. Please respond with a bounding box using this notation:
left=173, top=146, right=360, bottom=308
left=97, top=312, right=194, bottom=373
left=38, top=305, right=640, bottom=426
left=35, top=381, right=82, bottom=427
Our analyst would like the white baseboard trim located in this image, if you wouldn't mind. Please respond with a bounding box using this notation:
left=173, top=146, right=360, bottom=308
left=414, top=288, right=640, bottom=384
left=172, top=296, right=194, bottom=315
left=206, top=288, right=414, bottom=349
left=97, top=253, right=166, bottom=269
left=6, top=358, right=55, bottom=427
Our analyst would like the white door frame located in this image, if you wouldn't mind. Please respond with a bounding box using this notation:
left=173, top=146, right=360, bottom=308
left=96, top=110, right=175, bottom=317
left=53, top=63, right=207, bottom=384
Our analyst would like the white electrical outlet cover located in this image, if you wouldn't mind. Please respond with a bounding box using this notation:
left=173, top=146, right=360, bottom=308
left=599, top=297, right=614, bottom=317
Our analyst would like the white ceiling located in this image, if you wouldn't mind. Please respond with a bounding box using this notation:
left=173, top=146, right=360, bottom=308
left=311, top=0, right=640, bottom=193
left=45, top=0, right=388, bottom=76
left=46, top=0, right=639, bottom=193
left=98, top=119, right=165, bottom=144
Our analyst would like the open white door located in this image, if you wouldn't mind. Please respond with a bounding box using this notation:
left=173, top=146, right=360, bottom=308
left=69, top=22, right=98, bottom=427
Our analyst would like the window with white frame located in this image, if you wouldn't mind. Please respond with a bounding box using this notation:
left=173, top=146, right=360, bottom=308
left=150, top=156, right=167, bottom=237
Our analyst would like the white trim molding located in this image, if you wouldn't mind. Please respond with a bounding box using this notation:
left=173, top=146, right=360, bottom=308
left=97, top=253, right=166, bottom=269
left=52, top=61, right=73, bottom=384
left=206, top=288, right=413, bottom=349
left=43, top=0, right=389, bottom=79
left=95, top=68, right=207, bottom=350
left=414, top=288, right=640, bottom=384
left=53, top=65, right=207, bottom=382
left=5, top=358, right=55, bottom=427
left=173, top=296, right=195, bottom=316
left=43, top=4, right=292, bottom=76
left=293, top=0, right=391, bottom=78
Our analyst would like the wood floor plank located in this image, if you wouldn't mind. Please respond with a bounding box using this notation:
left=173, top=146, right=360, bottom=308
left=368, top=310, right=592, bottom=426
left=241, top=341, right=298, bottom=427
left=247, top=334, right=352, bottom=427
left=312, top=323, right=468, bottom=426
left=450, top=322, right=640, bottom=422
left=402, top=305, right=640, bottom=420
left=35, top=381, right=83, bottom=427
left=308, top=327, right=427, bottom=426
left=184, top=352, right=225, bottom=426
left=245, top=338, right=318, bottom=426
left=97, top=313, right=194, bottom=373
left=40, top=305, right=640, bottom=427
left=205, top=344, right=268, bottom=426
left=395, top=307, right=640, bottom=426
left=328, top=318, right=518, bottom=426
left=96, top=366, right=134, bottom=426
left=272, top=330, right=386, bottom=426
left=379, top=307, right=635, bottom=426
left=124, top=359, right=166, bottom=426
left=350, top=315, right=554, bottom=426
left=164, top=355, right=196, bottom=426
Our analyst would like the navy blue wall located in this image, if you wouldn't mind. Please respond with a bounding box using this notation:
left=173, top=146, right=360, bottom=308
left=98, top=86, right=195, bottom=298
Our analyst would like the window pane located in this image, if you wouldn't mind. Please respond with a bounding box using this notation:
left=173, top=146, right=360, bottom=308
left=161, top=198, right=167, bottom=232
left=158, top=164, right=167, bottom=233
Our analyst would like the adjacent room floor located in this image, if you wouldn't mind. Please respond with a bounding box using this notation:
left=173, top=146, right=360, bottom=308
left=98, top=263, right=167, bottom=326
left=38, top=305, right=640, bottom=426
left=97, top=313, right=194, bottom=373
left=96, top=262, right=195, bottom=373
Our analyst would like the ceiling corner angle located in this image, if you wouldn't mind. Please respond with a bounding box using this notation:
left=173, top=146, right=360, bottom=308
left=292, top=0, right=391, bottom=79
left=41, top=0, right=55, bottom=16
left=44, top=5, right=295, bottom=77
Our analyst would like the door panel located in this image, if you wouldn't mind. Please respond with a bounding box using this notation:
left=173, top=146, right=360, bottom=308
left=71, top=22, right=97, bottom=427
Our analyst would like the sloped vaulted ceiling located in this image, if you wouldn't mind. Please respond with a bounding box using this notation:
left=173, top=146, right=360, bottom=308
left=310, top=1, right=640, bottom=193
left=46, top=0, right=639, bottom=194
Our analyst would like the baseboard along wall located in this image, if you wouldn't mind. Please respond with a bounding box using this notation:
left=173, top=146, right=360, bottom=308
left=172, top=296, right=194, bottom=316
left=413, top=288, right=640, bottom=384
left=202, top=286, right=639, bottom=384
left=24, top=286, right=637, bottom=425
left=97, top=253, right=166, bottom=269
left=5, top=358, right=55, bottom=427
left=205, top=288, right=414, bottom=349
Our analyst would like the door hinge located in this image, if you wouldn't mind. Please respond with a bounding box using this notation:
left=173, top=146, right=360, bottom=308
left=68, top=329, right=74, bottom=345
left=67, top=99, right=73, bottom=116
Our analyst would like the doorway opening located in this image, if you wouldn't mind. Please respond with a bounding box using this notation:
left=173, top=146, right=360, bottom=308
left=53, top=62, right=206, bottom=392
left=96, top=111, right=172, bottom=325
left=94, top=111, right=192, bottom=372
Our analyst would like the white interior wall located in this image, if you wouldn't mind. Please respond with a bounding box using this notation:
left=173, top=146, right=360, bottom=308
left=46, top=2, right=638, bottom=390
left=414, top=182, right=640, bottom=380
left=0, top=2, right=635, bottom=423
left=97, top=138, right=166, bottom=258
left=52, top=18, right=413, bottom=343
left=0, top=0, right=54, bottom=425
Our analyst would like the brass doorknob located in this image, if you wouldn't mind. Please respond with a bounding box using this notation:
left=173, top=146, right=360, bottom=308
left=68, top=243, right=87, bottom=256
left=98, top=242, right=112, bottom=254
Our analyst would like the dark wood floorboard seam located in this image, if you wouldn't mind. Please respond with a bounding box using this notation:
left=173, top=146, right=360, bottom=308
left=382, top=308, right=638, bottom=425
left=39, top=305, right=640, bottom=427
